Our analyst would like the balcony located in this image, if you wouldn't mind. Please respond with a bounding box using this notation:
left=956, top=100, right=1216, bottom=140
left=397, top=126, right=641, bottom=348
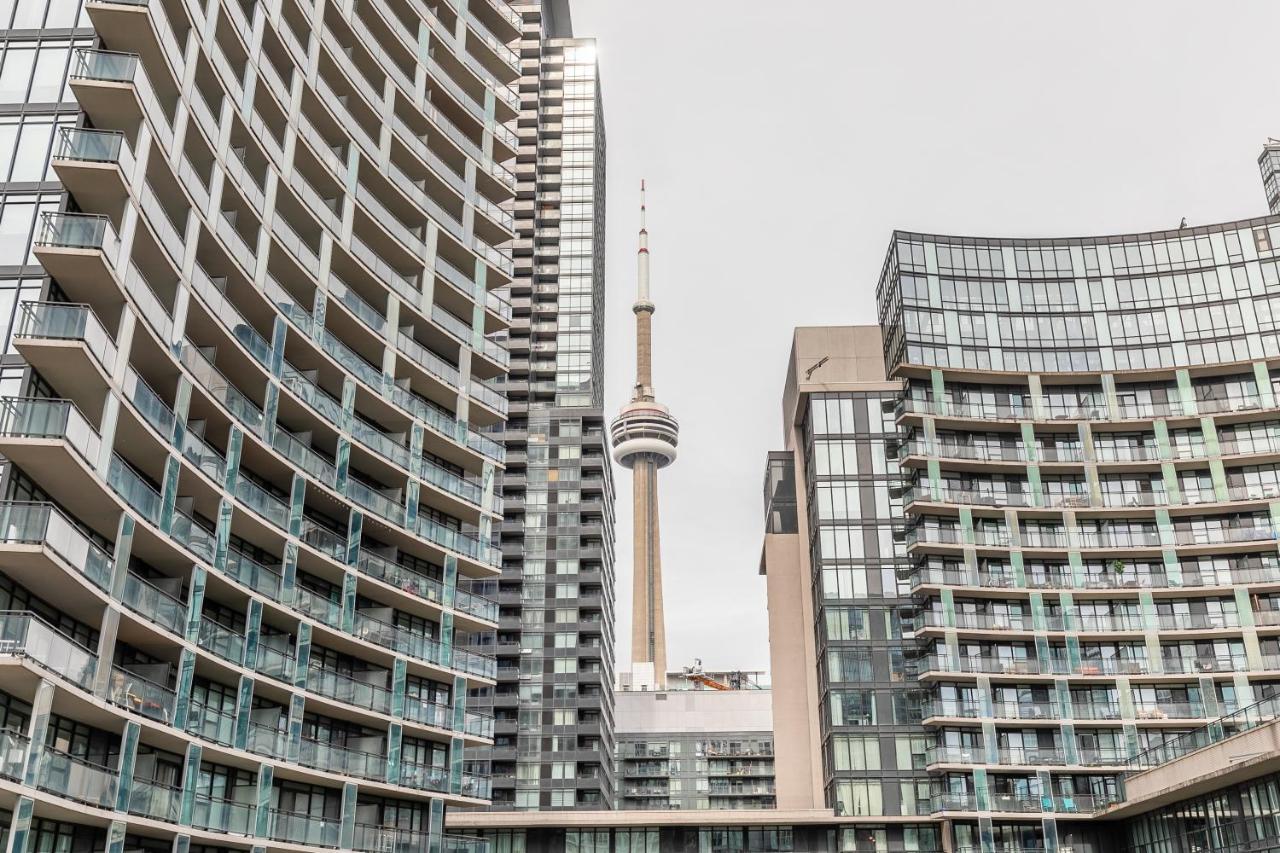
left=37, top=747, right=118, bottom=808
left=14, top=302, right=117, bottom=404
left=298, top=735, right=388, bottom=781
left=269, top=807, right=342, bottom=848
left=1154, top=612, right=1239, bottom=631
left=920, top=654, right=1044, bottom=677
left=1160, top=655, right=1249, bottom=674
left=307, top=664, right=393, bottom=714
left=51, top=127, right=134, bottom=212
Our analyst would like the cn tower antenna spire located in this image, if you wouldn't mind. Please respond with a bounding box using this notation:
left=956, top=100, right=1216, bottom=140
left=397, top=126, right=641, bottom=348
left=612, top=178, right=679, bottom=690
left=633, top=180, right=655, bottom=399
left=637, top=179, right=650, bottom=304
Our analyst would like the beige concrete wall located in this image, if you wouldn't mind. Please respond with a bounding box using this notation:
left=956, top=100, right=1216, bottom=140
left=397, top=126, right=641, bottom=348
left=616, top=687, right=773, bottom=734
left=782, top=325, right=892, bottom=443
left=764, top=529, right=823, bottom=810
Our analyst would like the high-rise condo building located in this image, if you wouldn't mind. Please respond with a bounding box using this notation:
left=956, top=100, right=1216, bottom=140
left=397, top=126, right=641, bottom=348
left=467, top=0, right=618, bottom=811
left=615, top=678, right=776, bottom=811
left=764, top=188, right=1280, bottom=851
left=875, top=214, right=1280, bottom=851
left=762, top=326, right=935, bottom=829
left=0, top=0, right=526, bottom=848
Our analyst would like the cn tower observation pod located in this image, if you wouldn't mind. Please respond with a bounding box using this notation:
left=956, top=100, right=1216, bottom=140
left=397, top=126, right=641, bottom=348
left=610, top=400, right=679, bottom=469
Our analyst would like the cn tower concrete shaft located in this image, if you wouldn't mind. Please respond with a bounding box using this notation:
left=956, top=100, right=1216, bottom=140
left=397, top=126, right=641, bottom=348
left=630, top=456, right=667, bottom=681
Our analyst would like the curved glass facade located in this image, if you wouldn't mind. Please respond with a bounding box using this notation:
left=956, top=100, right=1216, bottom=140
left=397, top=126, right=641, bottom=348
left=879, top=218, right=1280, bottom=375
left=876, top=221, right=1280, bottom=851
left=0, top=0, right=520, bottom=848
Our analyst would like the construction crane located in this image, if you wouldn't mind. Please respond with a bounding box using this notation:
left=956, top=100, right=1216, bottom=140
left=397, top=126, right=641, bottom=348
left=681, top=659, right=731, bottom=691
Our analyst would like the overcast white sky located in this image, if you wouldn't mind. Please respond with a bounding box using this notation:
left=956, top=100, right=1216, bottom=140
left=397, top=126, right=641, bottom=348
left=567, top=0, right=1280, bottom=675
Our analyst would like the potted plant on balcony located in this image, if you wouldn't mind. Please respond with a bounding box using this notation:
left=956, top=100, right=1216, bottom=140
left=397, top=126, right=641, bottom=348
left=1110, top=559, right=1135, bottom=587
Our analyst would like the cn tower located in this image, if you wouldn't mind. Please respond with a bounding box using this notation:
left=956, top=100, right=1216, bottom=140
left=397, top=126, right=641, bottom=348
left=611, top=181, right=680, bottom=690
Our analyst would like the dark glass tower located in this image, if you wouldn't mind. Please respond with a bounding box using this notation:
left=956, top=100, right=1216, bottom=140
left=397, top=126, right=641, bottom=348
left=465, top=0, right=618, bottom=811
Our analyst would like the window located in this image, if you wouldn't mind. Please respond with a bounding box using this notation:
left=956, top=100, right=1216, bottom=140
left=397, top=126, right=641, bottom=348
left=833, top=780, right=883, bottom=816
left=829, top=689, right=875, bottom=726
left=831, top=735, right=880, bottom=771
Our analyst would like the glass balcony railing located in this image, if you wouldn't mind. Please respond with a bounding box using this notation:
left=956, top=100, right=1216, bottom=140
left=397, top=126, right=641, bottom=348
left=37, top=747, right=118, bottom=808
left=922, top=700, right=982, bottom=719
left=0, top=501, right=113, bottom=589
left=269, top=807, right=343, bottom=848
left=246, top=722, right=288, bottom=758
left=223, top=547, right=284, bottom=601
left=16, top=302, right=119, bottom=375
left=71, top=47, right=173, bottom=148
left=398, top=760, right=449, bottom=793
left=107, top=666, right=175, bottom=723
left=185, top=699, right=237, bottom=746
left=329, top=275, right=388, bottom=334
left=345, top=477, right=406, bottom=526
left=121, top=572, right=186, bottom=635
left=464, top=708, right=495, bottom=739
left=1155, top=612, right=1238, bottom=630
left=455, top=585, right=499, bottom=623
left=55, top=126, right=135, bottom=174
left=469, top=377, right=508, bottom=415
left=355, top=549, right=444, bottom=602
left=465, top=9, right=519, bottom=70
left=106, top=453, right=163, bottom=525
left=294, top=586, right=343, bottom=629
left=353, top=824, right=431, bottom=853
left=920, top=654, right=1043, bottom=676
left=0, top=611, right=98, bottom=689
left=453, top=646, right=497, bottom=680
left=418, top=454, right=485, bottom=508
left=198, top=616, right=245, bottom=663
left=298, top=735, right=387, bottom=781
left=400, top=695, right=452, bottom=730
left=1071, top=702, right=1123, bottom=720
left=180, top=343, right=267, bottom=436
left=1131, top=691, right=1280, bottom=769
left=0, top=396, right=103, bottom=467
left=1079, top=748, right=1136, bottom=767
left=994, top=746, right=1067, bottom=766
left=1160, top=654, right=1249, bottom=674
left=128, top=776, right=182, bottom=822
left=1071, top=657, right=1151, bottom=676
left=36, top=211, right=122, bottom=267
left=306, top=664, right=392, bottom=714
left=0, top=728, right=27, bottom=781
left=121, top=263, right=176, bottom=343
left=461, top=771, right=491, bottom=799
left=352, top=610, right=444, bottom=666
left=234, top=477, right=291, bottom=531
left=990, top=701, right=1058, bottom=721
left=417, top=515, right=496, bottom=566
left=443, top=835, right=491, bottom=853
left=191, top=794, right=256, bottom=836
left=254, top=640, right=297, bottom=683
left=397, top=331, right=462, bottom=388
left=300, top=518, right=348, bottom=562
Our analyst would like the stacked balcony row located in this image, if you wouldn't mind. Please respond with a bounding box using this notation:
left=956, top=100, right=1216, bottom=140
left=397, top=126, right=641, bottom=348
left=0, top=0, right=526, bottom=839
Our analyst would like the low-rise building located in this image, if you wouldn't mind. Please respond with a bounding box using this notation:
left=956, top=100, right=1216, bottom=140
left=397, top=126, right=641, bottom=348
left=615, top=683, right=776, bottom=811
